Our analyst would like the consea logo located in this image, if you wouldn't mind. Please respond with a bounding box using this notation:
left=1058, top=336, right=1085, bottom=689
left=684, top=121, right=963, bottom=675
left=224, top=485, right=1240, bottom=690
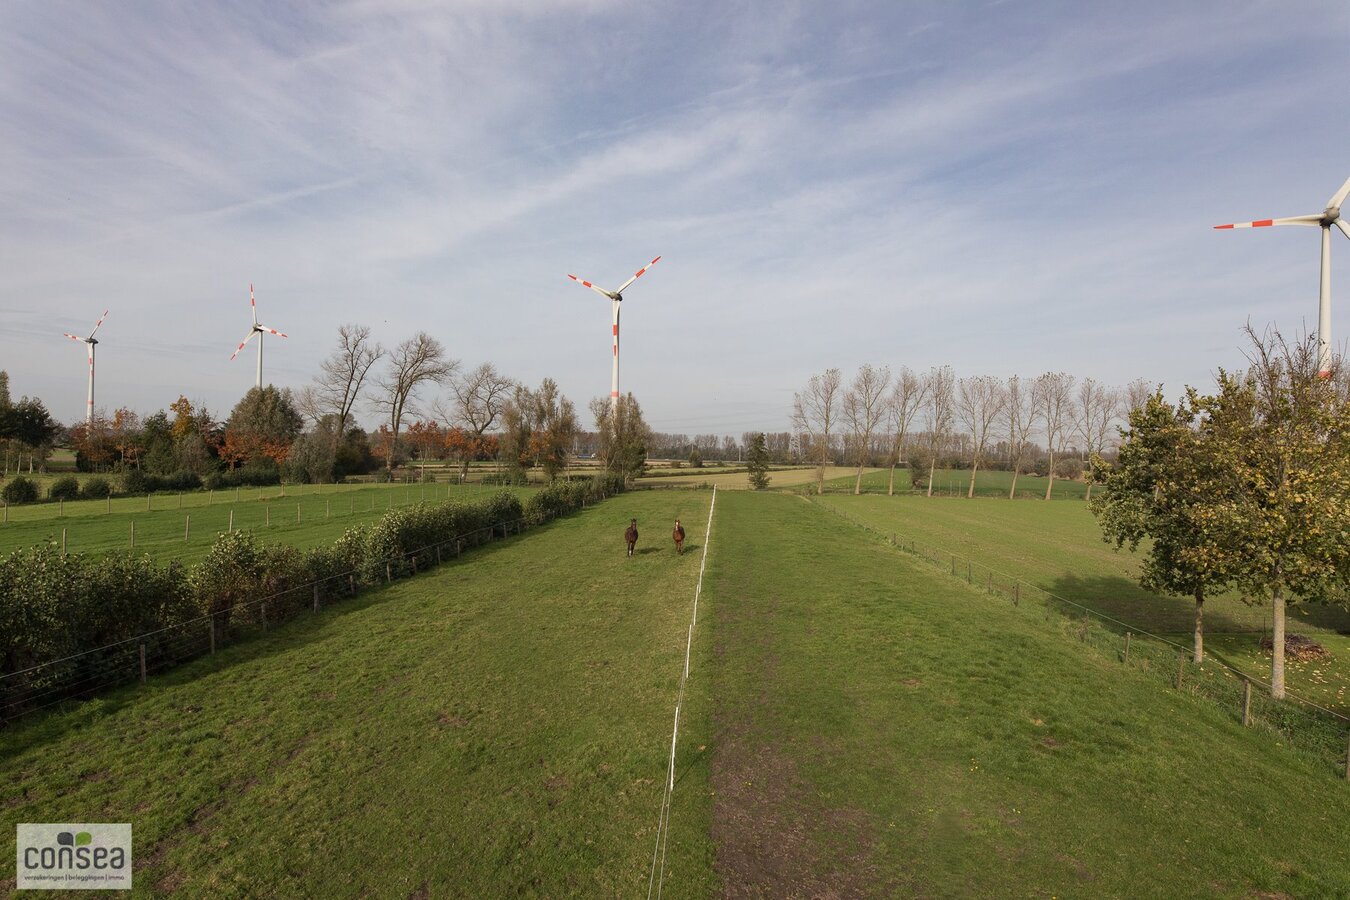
left=16, top=824, right=132, bottom=891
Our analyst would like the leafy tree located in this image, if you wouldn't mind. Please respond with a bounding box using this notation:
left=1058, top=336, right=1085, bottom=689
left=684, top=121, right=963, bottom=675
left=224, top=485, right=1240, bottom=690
left=687, top=446, right=703, bottom=468
left=844, top=364, right=891, bottom=495
left=590, top=392, right=651, bottom=481
left=1, top=476, right=38, bottom=504
left=224, top=386, right=303, bottom=468
left=746, top=433, right=771, bottom=490
left=1091, top=390, right=1236, bottom=663
left=792, top=368, right=842, bottom=495
left=1197, top=329, right=1350, bottom=698
left=528, top=379, right=577, bottom=482
left=435, top=362, right=513, bottom=482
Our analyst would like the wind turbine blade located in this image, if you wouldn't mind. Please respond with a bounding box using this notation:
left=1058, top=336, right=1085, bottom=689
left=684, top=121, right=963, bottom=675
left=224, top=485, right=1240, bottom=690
left=567, top=274, right=615, bottom=299
left=250, top=284, right=259, bottom=325
left=230, top=330, right=258, bottom=361
left=63, top=332, right=84, bottom=342
left=257, top=324, right=288, bottom=338
left=1326, top=175, right=1350, bottom=211
left=616, top=256, right=662, bottom=294
left=87, top=309, right=109, bottom=339
left=1213, top=214, right=1323, bottom=229
left=1337, top=219, right=1350, bottom=242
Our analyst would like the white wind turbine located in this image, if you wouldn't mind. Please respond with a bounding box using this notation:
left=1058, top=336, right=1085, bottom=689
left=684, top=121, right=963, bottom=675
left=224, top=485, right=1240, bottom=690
left=567, top=256, right=661, bottom=410
left=62, top=309, right=109, bottom=425
left=1215, top=174, right=1350, bottom=376
left=229, top=284, right=288, bottom=388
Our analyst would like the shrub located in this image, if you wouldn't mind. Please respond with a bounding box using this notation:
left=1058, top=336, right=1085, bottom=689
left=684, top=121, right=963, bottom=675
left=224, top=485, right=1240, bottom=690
left=1, top=477, right=39, bottom=505
left=81, top=476, right=112, bottom=499
left=121, top=468, right=148, bottom=495
left=371, top=468, right=393, bottom=484
left=204, top=462, right=281, bottom=491
left=48, top=477, right=81, bottom=502
left=482, top=470, right=529, bottom=486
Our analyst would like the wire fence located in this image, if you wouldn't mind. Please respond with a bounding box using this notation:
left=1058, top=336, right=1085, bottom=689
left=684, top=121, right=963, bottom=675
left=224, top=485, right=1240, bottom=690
left=0, top=515, right=540, bottom=726
left=811, top=499, right=1350, bottom=779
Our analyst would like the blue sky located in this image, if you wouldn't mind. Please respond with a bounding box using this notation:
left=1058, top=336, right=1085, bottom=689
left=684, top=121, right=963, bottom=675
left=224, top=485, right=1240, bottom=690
left=2, top=1, right=1348, bottom=434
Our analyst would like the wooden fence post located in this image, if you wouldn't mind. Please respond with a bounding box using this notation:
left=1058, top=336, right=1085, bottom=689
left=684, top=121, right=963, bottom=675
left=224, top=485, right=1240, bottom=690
left=313, top=584, right=320, bottom=613
left=1241, top=680, right=1252, bottom=726
left=62, top=528, right=67, bottom=554
left=262, top=603, right=267, bottom=631
left=130, top=521, right=135, bottom=549
left=296, top=503, right=301, bottom=523
left=185, top=515, right=191, bottom=541
left=951, top=555, right=956, bottom=576
left=386, top=563, right=392, bottom=582
left=1013, top=583, right=1020, bottom=606
left=228, top=509, right=234, bottom=532
left=59, top=498, right=64, bottom=517
left=348, top=574, right=356, bottom=594
left=209, top=620, right=215, bottom=654
left=1175, top=656, right=1185, bottom=690
left=967, top=561, right=972, bottom=583
left=266, top=505, right=270, bottom=527
left=1123, top=632, right=1131, bottom=664
left=139, top=644, right=147, bottom=684
left=436, top=545, right=442, bottom=565
left=146, top=495, right=151, bottom=512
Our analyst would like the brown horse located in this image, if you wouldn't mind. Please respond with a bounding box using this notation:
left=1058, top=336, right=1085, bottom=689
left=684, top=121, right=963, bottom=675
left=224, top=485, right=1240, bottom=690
left=624, top=519, right=638, bottom=557
left=672, top=519, right=686, bottom=554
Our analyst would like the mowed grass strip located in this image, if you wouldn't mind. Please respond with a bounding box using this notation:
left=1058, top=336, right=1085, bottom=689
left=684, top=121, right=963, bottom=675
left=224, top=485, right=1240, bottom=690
left=705, top=492, right=1350, bottom=897
left=0, top=482, right=532, bottom=564
left=0, top=491, right=715, bottom=897
left=816, top=466, right=1090, bottom=499
left=813, top=493, right=1350, bottom=711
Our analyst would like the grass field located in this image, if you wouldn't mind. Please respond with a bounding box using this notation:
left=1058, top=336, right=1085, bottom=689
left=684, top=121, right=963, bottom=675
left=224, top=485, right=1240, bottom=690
left=5, top=490, right=1350, bottom=896
left=813, top=493, right=1350, bottom=713
left=705, top=492, right=1350, bottom=896
left=0, top=490, right=715, bottom=897
left=0, top=482, right=534, bottom=564
left=640, top=465, right=872, bottom=490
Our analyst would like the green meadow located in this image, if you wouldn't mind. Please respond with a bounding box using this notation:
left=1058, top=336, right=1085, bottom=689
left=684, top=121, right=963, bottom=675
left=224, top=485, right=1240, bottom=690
left=2, top=489, right=1348, bottom=896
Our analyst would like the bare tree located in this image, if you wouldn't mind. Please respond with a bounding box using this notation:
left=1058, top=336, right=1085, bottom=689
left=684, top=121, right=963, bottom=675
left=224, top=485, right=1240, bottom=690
left=1076, top=378, right=1120, bottom=501
left=305, top=324, right=384, bottom=438
left=885, top=367, right=927, bottom=496
left=1124, top=377, right=1154, bottom=416
left=373, top=332, right=459, bottom=470
left=792, top=368, right=842, bottom=495
left=842, top=364, right=891, bottom=494
left=956, top=375, right=1008, bottom=499
left=1035, top=372, right=1076, bottom=500
left=1005, top=375, right=1037, bottom=499
left=923, top=366, right=955, bottom=497
left=434, top=362, right=514, bottom=481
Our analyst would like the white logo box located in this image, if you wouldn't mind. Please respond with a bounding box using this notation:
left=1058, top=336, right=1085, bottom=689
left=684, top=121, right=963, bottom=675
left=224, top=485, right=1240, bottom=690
left=16, top=824, right=132, bottom=891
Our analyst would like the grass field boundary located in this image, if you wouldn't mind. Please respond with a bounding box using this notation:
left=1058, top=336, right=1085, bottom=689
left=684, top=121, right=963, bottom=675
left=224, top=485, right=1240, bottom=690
left=647, top=486, right=717, bottom=900
left=807, top=497, right=1350, bottom=778
left=1, top=510, right=559, bottom=727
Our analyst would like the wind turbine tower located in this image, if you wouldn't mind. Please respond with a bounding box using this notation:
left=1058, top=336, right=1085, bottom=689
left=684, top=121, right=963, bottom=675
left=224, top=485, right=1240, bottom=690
left=567, top=256, right=661, bottom=409
left=63, top=310, right=108, bottom=425
left=1215, top=175, right=1350, bottom=376
left=230, top=284, right=288, bottom=388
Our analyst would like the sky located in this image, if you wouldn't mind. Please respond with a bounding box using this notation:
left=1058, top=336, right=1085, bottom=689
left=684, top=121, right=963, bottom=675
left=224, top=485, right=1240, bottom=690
left=2, top=1, right=1348, bottom=435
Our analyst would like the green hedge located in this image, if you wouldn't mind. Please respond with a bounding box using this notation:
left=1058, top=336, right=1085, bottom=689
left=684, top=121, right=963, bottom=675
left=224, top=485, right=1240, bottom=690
left=1, top=477, right=624, bottom=720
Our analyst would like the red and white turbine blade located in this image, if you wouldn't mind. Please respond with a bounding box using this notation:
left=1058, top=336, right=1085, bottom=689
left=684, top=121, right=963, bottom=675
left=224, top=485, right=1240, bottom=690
left=1213, top=214, right=1322, bottom=229
left=1326, top=175, right=1350, bottom=211
left=87, top=309, right=109, bottom=339
left=249, top=284, right=259, bottom=325
left=616, top=255, right=661, bottom=294
left=258, top=323, right=288, bottom=338
left=229, top=329, right=258, bottom=361
left=63, top=332, right=84, bottom=342
left=567, top=273, right=615, bottom=299
left=1337, top=219, right=1350, bottom=241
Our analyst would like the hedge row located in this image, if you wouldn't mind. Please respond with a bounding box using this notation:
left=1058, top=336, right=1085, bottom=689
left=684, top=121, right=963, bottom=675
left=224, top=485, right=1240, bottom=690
left=1, top=475, right=626, bottom=721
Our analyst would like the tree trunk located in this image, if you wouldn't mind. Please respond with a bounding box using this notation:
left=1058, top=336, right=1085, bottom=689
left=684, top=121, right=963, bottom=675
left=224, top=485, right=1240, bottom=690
left=1008, top=462, right=1019, bottom=500
left=1193, top=587, right=1204, bottom=664
left=926, top=459, right=935, bottom=498
left=887, top=463, right=896, bottom=496
left=967, top=460, right=979, bottom=499
left=1084, top=480, right=1093, bottom=502
left=854, top=465, right=863, bottom=495
left=1044, top=450, right=1056, bottom=500
left=1271, top=586, right=1285, bottom=699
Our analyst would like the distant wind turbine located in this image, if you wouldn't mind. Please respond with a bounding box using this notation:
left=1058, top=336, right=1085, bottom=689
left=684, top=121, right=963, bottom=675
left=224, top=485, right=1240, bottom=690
left=1215, top=175, right=1350, bottom=376
left=229, top=284, right=288, bottom=388
left=62, top=309, right=109, bottom=425
left=567, top=256, right=661, bottom=410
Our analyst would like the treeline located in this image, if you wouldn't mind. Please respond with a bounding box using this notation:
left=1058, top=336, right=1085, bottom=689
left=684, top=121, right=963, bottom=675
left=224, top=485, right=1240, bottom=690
left=0, top=474, right=625, bottom=720
left=792, top=365, right=1157, bottom=498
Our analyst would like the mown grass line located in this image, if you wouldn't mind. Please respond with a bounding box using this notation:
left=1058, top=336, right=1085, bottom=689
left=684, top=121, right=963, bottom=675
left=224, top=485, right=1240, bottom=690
left=1, top=490, right=716, bottom=897
left=705, top=491, right=1350, bottom=897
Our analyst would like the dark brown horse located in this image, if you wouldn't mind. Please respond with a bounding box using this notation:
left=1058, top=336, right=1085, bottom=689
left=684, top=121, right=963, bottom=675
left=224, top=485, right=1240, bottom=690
left=672, top=519, right=686, bottom=554
left=624, top=519, right=638, bottom=557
